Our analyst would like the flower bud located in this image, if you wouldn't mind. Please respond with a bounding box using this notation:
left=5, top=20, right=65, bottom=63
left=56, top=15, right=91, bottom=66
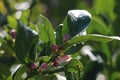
left=55, top=55, right=72, bottom=65
left=39, top=63, right=48, bottom=72
left=58, top=45, right=64, bottom=51
left=52, top=44, right=58, bottom=53
left=30, top=63, right=36, bottom=70
left=63, top=34, right=70, bottom=42
left=53, top=61, right=59, bottom=67
left=9, top=29, right=16, bottom=39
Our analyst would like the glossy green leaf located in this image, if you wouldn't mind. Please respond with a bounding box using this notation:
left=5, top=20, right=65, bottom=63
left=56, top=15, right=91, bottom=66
left=15, top=22, right=39, bottom=63
left=55, top=24, right=63, bottom=45
left=64, top=44, right=82, bottom=54
left=62, top=10, right=91, bottom=37
left=37, top=14, right=55, bottom=45
left=64, top=34, right=120, bottom=49
left=0, top=63, right=12, bottom=80
left=13, top=65, right=27, bottom=80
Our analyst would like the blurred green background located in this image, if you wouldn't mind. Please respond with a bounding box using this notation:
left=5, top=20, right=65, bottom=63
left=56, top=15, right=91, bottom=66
left=0, top=0, right=120, bottom=80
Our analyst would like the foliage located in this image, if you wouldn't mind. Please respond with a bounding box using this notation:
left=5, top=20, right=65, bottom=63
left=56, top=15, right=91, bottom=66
left=0, top=0, right=120, bottom=80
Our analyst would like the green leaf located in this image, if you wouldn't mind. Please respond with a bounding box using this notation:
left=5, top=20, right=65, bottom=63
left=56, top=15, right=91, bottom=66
left=111, top=72, right=120, bottom=80
left=0, top=37, right=6, bottom=43
left=55, top=24, right=63, bottom=45
left=88, top=17, right=110, bottom=35
left=81, top=61, right=103, bottom=80
left=33, top=74, right=57, bottom=80
left=62, top=10, right=91, bottom=37
left=37, top=14, right=55, bottom=45
left=62, top=17, right=69, bottom=37
left=0, top=63, right=12, bottom=80
left=114, top=52, right=120, bottom=71
left=20, top=10, right=30, bottom=25
left=13, top=65, right=27, bottom=80
left=7, top=15, right=18, bottom=29
left=66, top=59, right=83, bottom=73
left=93, top=0, right=116, bottom=20
left=64, top=44, right=82, bottom=55
left=35, top=56, right=51, bottom=63
left=65, top=71, right=81, bottom=80
left=65, top=59, right=83, bottom=80
left=15, top=22, right=39, bottom=63
left=64, top=34, right=120, bottom=49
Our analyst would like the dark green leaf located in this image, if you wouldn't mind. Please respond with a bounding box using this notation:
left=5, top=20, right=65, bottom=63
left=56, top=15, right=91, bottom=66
left=64, top=34, right=120, bottom=49
left=81, top=61, right=103, bottom=80
left=15, top=22, right=39, bottom=63
left=62, top=10, right=91, bottom=37
left=64, top=44, right=82, bottom=54
left=114, top=52, right=120, bottom=71
left=0, top=13, right=7, bottom=26
left=33, top=74, right=57, bottom=80
left=0, top=63, right=12, bottom=80
left=13, top=65, right=27, bottom=80
left=55, top=24, right=63, bottom=45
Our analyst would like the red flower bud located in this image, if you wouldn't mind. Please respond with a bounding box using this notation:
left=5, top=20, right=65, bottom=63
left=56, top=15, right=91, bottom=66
left=52, top=44, right=58, bottom=53
left=39, top=63, right=48, bottom=72
left=63, top=34, right=70, bottom=42
left=53, top=61, right=59, bottom=67
left=9, top=29, right=16, bottom=39
left=30, top=63, right=36, bottom=70
left=58, top=45, right=63, bottom=51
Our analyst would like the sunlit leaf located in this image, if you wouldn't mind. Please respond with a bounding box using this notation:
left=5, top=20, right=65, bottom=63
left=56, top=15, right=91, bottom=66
left=13, top=65, right=27, bottom=80
left=64, top=34, right=120, bottom=49
left=37, top=14, right=55, bottom=45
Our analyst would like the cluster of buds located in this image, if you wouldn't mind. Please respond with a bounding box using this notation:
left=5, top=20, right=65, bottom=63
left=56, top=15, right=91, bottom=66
left=53, top=55, right=72, bottom=67
left=52, top=44, right=64, bottom=53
